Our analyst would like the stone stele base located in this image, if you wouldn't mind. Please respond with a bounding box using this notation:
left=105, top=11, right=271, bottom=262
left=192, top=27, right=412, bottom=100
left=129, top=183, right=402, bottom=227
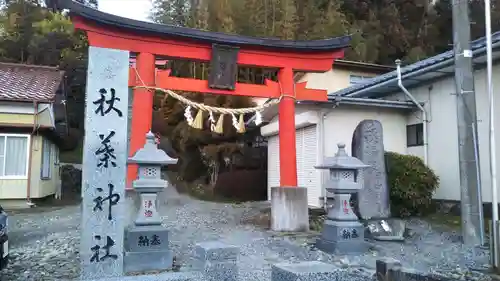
left=271, top=186, right=309, bottom=232
left=316, top=220, right=367, bottom=254
left=124, top=225, right=173, bottom=273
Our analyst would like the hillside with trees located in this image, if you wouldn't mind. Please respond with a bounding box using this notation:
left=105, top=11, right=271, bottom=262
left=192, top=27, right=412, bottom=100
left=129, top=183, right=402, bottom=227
left=0, top=0, right=498, bottom=195
left=150, top=0, right=500, bottom=64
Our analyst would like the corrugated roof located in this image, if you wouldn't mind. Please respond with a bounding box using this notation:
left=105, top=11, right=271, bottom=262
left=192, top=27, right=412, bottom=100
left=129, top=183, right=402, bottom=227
left=332, top=31, right=500, bottom=97
left=0, top=62, right=64, bottom=102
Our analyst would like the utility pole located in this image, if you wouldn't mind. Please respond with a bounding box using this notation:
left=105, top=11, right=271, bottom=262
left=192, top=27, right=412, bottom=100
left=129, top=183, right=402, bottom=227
left=452, top=0, right=485, bottom=246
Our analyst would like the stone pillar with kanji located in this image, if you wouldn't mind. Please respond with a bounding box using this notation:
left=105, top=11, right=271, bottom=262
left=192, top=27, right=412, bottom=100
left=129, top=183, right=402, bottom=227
left=123, top=131, right=177, bottom=273
left=315, top=143, right=369, bottom=254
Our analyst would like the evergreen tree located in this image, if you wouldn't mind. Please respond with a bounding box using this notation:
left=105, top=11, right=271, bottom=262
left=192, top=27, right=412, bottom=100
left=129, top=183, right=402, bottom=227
left=207, top=0, right=235, bottom=33
left=273, top=0, right=298, bottom=39
left=233, top=0, right=267, bottom=37
left=309, top=0, right=348, bottom=40
left=151, top=0, right=190, bottom=26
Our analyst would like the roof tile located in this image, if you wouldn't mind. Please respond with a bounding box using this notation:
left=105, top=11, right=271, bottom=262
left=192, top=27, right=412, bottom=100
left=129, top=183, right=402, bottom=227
left=0, top=62, right=64, bottom=102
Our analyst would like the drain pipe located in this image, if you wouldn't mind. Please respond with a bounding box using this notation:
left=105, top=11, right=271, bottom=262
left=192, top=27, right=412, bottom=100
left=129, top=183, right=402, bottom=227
left=26, top=101, right=39, bottom=207
left=319, top=110, right=329, bottom=210
left=396, top=59, right=429, bottom=165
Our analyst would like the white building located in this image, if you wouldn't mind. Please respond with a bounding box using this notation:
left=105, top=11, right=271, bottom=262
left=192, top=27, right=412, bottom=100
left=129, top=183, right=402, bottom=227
left=261, top=32, right=500, bottom=208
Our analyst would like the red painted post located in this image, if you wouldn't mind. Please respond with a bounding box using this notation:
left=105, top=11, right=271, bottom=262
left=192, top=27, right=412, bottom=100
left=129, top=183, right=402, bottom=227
left=127, top=52, right=155, bottom=186
left=278, top=67, right=298, bottom=187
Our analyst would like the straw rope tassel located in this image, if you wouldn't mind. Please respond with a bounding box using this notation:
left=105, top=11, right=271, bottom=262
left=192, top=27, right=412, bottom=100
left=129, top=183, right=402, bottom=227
left=192, top=109, right=204, bottom=129
left=237, top=114, right=246, bottom=133
left=214, top=114, right=225, bottom=134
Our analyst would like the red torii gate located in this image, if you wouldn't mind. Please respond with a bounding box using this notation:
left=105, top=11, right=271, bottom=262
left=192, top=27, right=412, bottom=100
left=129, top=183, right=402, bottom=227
left=63, top=1, right=350, bottom=231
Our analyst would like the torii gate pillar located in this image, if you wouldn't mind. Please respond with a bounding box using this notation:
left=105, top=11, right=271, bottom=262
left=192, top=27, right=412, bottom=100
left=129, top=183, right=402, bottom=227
left=278, top=67, right=298, bottom=187
left=271, top=67, right=308, bottom=231
left=127, top=53, right=155, bottom=183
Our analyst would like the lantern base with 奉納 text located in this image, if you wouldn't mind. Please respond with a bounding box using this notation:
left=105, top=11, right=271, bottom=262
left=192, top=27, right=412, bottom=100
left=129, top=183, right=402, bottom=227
left=316, top=220, right=367, bottom=254
left=124, top=225, right=173, bottom=273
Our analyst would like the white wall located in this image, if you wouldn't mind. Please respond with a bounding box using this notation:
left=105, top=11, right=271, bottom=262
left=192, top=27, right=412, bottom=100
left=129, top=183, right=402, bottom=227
left=262, top=104, right=408, bottom=207
left=321, top=105, right=408, bottom=158
left=298, top=68, right=380, bottom=94
left=386, top=62, right=500, bottom=203
left=473, top=65, right=500, bottom=204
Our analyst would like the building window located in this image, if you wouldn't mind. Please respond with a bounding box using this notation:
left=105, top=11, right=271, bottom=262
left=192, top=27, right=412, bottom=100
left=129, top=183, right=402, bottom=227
left=0, top=134, right=29, bottom=178
left=41, top=138, right=52, bottom=180
left=407, top=123, right=424, bottom=147
left=349, top=74, right=372, bottom=85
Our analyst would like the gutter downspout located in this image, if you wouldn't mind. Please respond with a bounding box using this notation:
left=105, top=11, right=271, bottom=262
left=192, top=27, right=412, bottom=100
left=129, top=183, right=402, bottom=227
left=318, top=109, right=328, bottom=210
left=26, top=101, right=39, bottom=207
left=48, top=103, right=55, bottom=128
left=396, top=59, right=429, bottom=165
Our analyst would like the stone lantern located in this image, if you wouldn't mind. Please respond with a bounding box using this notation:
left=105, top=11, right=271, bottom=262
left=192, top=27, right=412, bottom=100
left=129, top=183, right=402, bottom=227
left=124, top=131, right=178, bottom=273
left=315, top=143, right=369, bottom=254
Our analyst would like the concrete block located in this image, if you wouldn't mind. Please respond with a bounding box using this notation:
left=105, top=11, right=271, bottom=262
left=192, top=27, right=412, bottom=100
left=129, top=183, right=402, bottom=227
left=199, top=261, right=237, bottom=281
left=271, top=261, right=372, bottom=281
left=194, top=241, right=239, bottom=281
left=390, top=267, right=457, bottom=281
left=194, top=241, right=239, bottom=262
left=272, top=261, right=338, bottom=281
left=376, top=258, right=402, bottom=281
left=271, top=186, right=309, bottom=232
left=375, top=259, right=458, bottom=281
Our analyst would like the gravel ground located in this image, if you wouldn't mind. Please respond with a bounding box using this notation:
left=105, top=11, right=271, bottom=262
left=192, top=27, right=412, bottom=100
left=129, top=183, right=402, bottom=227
left=0, top=186, right=493, bottom=281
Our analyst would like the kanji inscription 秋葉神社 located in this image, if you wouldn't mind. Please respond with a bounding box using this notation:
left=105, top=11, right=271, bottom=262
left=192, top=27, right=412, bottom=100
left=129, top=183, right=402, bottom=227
left=80, top=47, right=130, bottom=279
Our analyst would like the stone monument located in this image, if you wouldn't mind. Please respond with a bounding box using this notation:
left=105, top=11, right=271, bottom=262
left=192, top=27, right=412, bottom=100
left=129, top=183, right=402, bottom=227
left=351, top=119, right=390, bottom=220
left=124, top=131, right=178, bottom=273
left=80, top=47, right=130, bottom=279
left=352, top=120, right=406, bottom=241
left=315, top=143, right=369, bottom=253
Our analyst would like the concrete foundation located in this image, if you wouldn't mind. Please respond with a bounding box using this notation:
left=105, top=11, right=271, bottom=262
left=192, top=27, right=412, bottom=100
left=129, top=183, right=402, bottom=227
left=0, top=199, right=36, bottom=209
left=270, top=186, right=309, bottom=232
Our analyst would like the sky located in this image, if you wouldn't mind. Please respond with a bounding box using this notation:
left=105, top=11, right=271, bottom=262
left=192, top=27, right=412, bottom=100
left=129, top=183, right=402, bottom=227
left=98, top=0, right=152, bottom=22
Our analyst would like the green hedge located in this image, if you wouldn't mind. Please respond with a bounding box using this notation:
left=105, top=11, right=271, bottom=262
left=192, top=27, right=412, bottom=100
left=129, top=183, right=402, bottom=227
left=385, top=151, right=439, bottom=217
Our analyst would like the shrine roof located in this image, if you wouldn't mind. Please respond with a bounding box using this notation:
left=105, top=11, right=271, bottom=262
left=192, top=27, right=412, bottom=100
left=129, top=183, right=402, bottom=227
left=0, top=62, right=64, bottom=102
left=61, top=1, right=351, bottom=52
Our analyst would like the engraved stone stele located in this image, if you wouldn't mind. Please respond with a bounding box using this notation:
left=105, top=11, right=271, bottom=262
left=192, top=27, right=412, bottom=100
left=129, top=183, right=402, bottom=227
left=315, top=143, right=369, bottom=254
left=351, top=119, right=390, bottom=220
left=351, top=120, right=407, bottom=241
left=81, top=46, right=130, bottom=279
left=124, top=131, right=178, bottom=273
